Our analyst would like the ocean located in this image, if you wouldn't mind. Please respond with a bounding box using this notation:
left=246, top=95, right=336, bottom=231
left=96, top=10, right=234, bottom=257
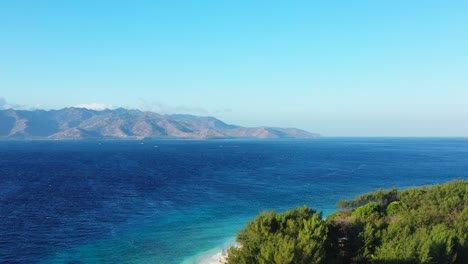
left=1, top=138, right=467, bottom=263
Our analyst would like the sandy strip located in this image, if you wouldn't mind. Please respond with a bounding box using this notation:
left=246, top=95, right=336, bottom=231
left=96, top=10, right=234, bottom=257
left=182, top=239, right=238, bottom=264
left=196, top=250, right=228, bottom=264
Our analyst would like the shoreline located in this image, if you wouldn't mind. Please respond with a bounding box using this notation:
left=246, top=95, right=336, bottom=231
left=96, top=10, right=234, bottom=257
left=181, top=238, right=237, bottom=264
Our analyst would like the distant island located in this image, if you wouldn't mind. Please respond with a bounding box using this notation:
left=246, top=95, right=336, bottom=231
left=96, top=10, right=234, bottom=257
left=226, top=179, right=468, bottom=264
left=0, top=108, right=320, bottom=140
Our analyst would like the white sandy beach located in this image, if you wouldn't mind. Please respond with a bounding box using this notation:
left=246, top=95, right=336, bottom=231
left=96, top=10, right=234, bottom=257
left=181, top=239, right=237, bottom=264
left=196, top=250, right=228, bottom=264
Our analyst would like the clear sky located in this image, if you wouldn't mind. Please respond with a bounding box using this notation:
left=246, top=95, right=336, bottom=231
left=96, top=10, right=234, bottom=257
left=1, top=1, right=467, bottom=136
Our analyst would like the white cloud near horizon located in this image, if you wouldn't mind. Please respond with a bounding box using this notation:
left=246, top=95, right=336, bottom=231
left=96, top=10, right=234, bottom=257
left=0, top=97, right=225, bottom=116
left=74, top=103, right=114, bottom=111
left=0, top=97, right=7, bottom=109
left=0, top=96, right=33, bottom=110
left=137, top=98, right=209, bottom=115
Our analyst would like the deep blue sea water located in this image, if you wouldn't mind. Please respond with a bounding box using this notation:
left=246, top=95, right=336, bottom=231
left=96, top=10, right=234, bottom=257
left=1, top=138, right=468, bottom=263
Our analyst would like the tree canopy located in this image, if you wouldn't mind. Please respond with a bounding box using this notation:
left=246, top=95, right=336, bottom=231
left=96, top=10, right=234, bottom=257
left=227, top=179, right=468, bottom=264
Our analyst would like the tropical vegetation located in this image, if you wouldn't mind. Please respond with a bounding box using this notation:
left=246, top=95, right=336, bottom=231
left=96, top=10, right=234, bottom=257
left=226, top=179, right=468, bottom=264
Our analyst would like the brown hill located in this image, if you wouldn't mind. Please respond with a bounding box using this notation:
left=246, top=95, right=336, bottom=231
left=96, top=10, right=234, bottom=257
left=0, top=108, right=320, bottom=140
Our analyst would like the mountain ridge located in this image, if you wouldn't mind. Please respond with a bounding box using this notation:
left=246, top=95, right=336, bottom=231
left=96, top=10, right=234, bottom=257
left=0, top=108, right=320, bottom=140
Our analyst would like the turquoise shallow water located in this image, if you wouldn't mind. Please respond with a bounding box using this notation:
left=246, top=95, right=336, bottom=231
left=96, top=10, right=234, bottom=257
left=1, top=138, right=467, bottom=263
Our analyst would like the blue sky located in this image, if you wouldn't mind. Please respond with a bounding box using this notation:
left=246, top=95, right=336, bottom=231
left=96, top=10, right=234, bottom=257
left=0, top=1, right=467, bottom=136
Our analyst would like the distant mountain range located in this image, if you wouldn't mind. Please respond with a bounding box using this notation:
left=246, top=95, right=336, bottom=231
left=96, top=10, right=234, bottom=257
left=0, top=108, right=320, bottom=140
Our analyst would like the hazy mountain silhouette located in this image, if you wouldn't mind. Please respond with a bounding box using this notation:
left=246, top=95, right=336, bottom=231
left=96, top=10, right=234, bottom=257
left=0, top=108, right=320, bottom=139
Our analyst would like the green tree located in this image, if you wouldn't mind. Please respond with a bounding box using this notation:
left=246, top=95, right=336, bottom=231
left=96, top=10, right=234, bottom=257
left=228, top=180, right=468, bottom=264
left=337, top=200, right=351, bottom=211
left=227, top=206, right=327, bottom=264
left=352, top=202, right=379, bottom=219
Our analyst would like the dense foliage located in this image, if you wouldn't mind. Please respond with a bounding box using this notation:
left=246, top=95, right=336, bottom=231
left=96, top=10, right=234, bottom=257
left=226, top=180, right=468, bottom=264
